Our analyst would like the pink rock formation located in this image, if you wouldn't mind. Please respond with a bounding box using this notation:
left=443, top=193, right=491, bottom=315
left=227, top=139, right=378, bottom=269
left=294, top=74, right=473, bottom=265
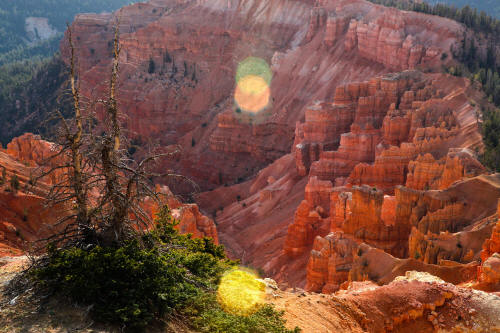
left=57, top=0, right=495, bottom=293
left=62, top=0, right=460, bottom=192
left=0, top=136, right=219, bottom=255
left=344, top=7, right=459, bottom=70
left=305, top=174, right=500, bottom=292
left=406, top=149, right=485, bottom=191
left=482, top=200, right=500, bottom=264
left=306, top=231, right=358, bottom=293
left=349, top=243, right=478, bottom=286
left=172, top=204, right=219, bottom=244
left=5, top=133, right=57, bottom=167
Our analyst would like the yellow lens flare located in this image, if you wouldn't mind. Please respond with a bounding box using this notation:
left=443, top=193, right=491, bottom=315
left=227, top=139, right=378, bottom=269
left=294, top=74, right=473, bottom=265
left=235, top=75, right=270, bottom=113
left=237, top=75, right=268, bottom=95
left=217, top=268, right=265, bottom=316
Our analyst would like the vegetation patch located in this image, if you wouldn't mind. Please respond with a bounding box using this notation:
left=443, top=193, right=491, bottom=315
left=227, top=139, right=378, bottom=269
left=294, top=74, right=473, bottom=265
left=32, top=207, right=300, bottom=332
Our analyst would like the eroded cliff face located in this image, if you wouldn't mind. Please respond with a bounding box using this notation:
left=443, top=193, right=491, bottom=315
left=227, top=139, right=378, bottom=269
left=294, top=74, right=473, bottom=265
left=196, top=67, right=494, bottom=291
left=0, top=134, right=64, bottom=256
left=54, top=0, right=500, bottom=296
left=283, top=69, right=490, bottom=292
left=0, top=134, right=218, bottom=255
left=479, top=200, right=500, bottom=289
left=63, top=0, right=462, bottom=191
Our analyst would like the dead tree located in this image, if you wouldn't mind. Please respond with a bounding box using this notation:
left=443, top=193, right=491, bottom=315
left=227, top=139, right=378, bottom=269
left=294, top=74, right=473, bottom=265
left=31, top=25, right=97, bottom=248
left=33, top=22, right=197, bottom=248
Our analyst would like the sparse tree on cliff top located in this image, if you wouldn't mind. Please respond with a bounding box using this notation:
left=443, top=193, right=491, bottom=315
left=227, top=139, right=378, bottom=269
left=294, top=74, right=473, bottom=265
left=0, top=166, right=5, bottom=185
left=10, top=173, right=19, bottom=194
left=33, top=22, right=195, bottom=248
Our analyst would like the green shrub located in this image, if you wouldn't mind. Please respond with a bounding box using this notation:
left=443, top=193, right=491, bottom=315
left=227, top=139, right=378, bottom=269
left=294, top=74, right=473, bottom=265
left=10, top=174, right=19, bottom=193
left=0, top=167, right=5, bottom=185
left=33, top=206, right=299, bottom=332
left=481, top=107, right=500, bottom=171
left=148, top=58, right=155, bottom=74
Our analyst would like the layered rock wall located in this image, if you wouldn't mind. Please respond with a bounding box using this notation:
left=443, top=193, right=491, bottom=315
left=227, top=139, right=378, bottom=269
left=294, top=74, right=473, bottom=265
left=299, top=70, right=492, bottom=292
left=62, top=0, right=460, bottom=192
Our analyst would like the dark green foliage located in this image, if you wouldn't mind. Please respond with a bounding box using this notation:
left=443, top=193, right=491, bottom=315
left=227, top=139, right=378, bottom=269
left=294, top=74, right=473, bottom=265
left=189, top=299, right=301, bottom=333
left=368, top=0, right=500, bottom=32
left=10, top=174, right=20, bottom=193
left=33, top=207, right=230, bottom=329
left=33, top=207, right=299, bottom=332
left=427, top=0, right=500, bottom=20
left=0, top=36, right=60, bottom=67
left=0, top=167, right=5, bottom=185
left=148, top=57, right=155, bottom=74
left=0, top=0, right=140, bottom=59
left=481, top=107, right=500, bottom=171
left=0, top=55, right=72, bottom=145
left=163, top=50, right=172, bottom=63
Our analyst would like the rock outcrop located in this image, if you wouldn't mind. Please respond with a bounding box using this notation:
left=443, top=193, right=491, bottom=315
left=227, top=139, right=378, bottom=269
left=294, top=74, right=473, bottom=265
left=0, top=135, right=219, bottom=255
left=63, top=0, right=461, bottom=192
left=479, top=200, right=500, bottom=289
left=306, top=231, right=358, bottom=293
left=52, top=0, right=499, bottom=297
left=406, top=148, right=485, bottom=191
left=284, top=177, right=332, bottom=257
left=482, top=200, right=500, bottom=263
left=344, top=10, right=458, bottom=70
left=480, top=253, right=500, bottom=287
left=282, top=62, right=498, bottom=291
left=349, top=243, right=478, bottom=286
left=271, top=274, right=500, bottom=333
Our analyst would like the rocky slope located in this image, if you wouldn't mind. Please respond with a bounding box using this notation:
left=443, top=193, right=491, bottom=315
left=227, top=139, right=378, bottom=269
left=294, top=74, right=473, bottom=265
left=202, top=68, right=494, bottom=290
left=61, top=0, right=498, bottom=288
left=63, top=0, right=463, bottom=191
left=0, top=133, right=218, bottom=255
left=1, top=0, right=500, bottom=331
left=57, top=0, right=500, bottom=298
left=1, top=255, right=499, bottom=333
left=274, top=275, right=500, bottom=332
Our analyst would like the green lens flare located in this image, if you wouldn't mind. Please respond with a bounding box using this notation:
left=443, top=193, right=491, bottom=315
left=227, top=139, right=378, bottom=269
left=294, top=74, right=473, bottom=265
left=236, top=57, right=272, bottom=85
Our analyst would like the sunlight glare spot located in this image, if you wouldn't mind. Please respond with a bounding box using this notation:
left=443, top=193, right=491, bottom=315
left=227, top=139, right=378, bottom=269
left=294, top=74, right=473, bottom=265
left=217, top=268, right=266, bottom=316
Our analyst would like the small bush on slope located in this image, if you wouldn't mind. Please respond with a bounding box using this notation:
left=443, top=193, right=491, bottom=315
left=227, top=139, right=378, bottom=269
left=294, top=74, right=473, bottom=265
left=33, top=206, right=300, bottom=332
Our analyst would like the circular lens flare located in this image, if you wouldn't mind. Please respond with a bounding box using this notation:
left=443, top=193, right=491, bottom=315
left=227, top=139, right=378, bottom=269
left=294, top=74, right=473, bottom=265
left=234, top=57, right=272, bottom=114
left=217, top=268, right=265, bottom=316
left=237, top=75, right=268, bottom=95
left=235, top=75, right=270, bottom=113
